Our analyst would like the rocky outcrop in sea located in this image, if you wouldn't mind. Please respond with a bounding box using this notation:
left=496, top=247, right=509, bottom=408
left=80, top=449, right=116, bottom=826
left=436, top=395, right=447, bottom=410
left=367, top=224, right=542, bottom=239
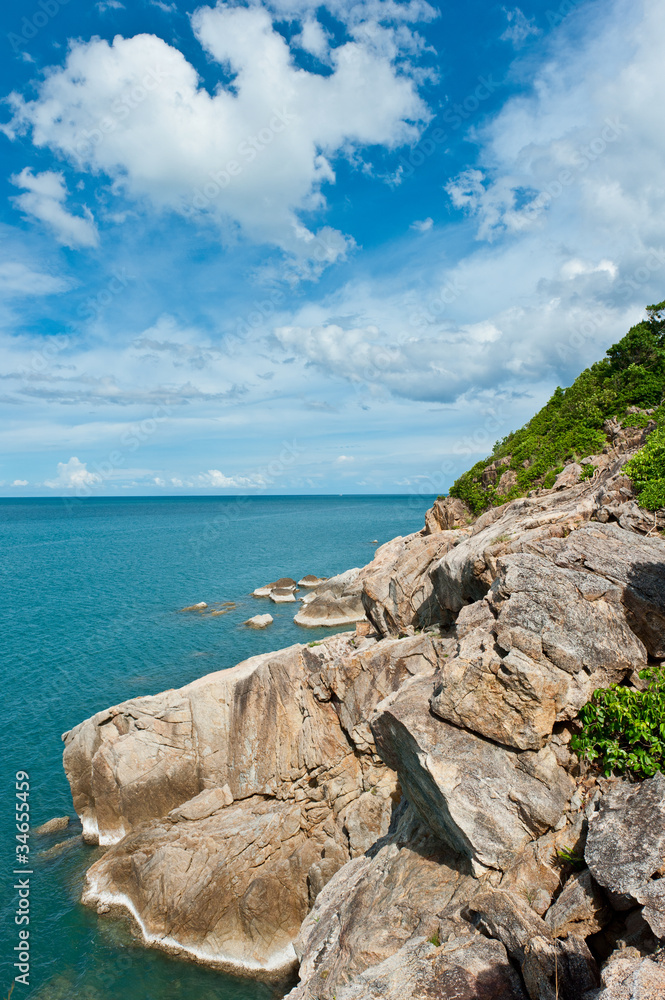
left=62, top=418, right=665, bottom=998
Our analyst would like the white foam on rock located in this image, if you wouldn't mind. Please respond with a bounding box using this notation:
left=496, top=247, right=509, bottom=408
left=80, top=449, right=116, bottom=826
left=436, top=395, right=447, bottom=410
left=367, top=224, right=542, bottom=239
left=84, top=879, right=298, bottom=974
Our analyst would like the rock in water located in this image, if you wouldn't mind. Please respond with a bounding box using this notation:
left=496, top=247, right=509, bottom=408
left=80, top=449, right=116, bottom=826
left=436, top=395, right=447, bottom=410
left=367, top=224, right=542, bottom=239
left=294, top=568, right=366, bottom=627
left=298, top=575, right=328, bottom=587
left=63, top=634, right=441, bottom=974
left=244, top=614, right=273, bottom=628
left=34, top=815, right=70, bottom=836
left=269, top=588, right=297, bottom=603
left=180, top=602, right=207, bottom=611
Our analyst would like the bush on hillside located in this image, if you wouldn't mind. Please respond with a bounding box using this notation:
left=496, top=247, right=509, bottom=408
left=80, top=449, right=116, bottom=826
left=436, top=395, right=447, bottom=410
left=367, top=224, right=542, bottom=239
left=449, top=301, right=665, bottom=514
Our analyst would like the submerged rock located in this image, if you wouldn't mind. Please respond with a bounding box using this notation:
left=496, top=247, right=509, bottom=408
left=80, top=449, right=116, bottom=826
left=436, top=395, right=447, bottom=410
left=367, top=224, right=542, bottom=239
left=34, top=815, right=70, bottom=836
left=180, top=602, right=207, bottom=611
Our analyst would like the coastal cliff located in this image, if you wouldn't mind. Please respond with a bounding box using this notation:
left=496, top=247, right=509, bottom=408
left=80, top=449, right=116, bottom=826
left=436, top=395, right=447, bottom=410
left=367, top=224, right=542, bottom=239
left=62, top=314, right=665, bottom=998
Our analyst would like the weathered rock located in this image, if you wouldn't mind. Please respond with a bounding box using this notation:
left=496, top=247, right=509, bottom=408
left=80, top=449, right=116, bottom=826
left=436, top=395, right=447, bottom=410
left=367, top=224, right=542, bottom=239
left=245, top=614, right=274, bottom=628
left=430, top=551, right=646, bottom=750
left=83, top=794, right=313, bottom=977
left=545, top=870, right=612, bottom=938
left=286, top=803, right=527, bottom=1000
left=371, top=676, right=573, bottom=872
left=253, top=577, right=297, bottom=597
left=298, top=575, right=328, bottom=587
left=554, top=463, right=583, bottom=489
left=585, top=947, right=665, bottom=1000
left=34, top=815, right=70, bottom=836
left=64, top=634, right=444, bottom=973
left=361, top=530, right=465, bottom=636
left=465, top=889, right=599, bottom=1000
left=497, top=468, right=518, bottom=494
left=294, top=568, right=366, bottom=627
left=528, top=522, right=665, bottom=659
left=423, top=496, right=473, bottom=534
left=270, top=588, right=297, bottom=603
left=585, top=773, right=665, bottom=930
left=180, top=602, right=207, bottom=611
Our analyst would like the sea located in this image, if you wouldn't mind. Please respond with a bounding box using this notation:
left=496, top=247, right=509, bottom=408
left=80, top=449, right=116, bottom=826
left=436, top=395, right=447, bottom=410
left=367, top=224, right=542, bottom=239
left=0, top=495, right=434, bottom=1000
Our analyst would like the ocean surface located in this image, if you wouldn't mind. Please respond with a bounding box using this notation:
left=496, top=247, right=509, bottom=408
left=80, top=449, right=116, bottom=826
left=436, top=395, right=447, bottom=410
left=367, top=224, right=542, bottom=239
left=0, top=495, right=434, bottom=999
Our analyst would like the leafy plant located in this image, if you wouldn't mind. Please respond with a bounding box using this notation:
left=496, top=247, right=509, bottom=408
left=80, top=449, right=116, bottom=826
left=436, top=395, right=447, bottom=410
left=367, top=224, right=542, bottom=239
left=556, top=846, right=585, bottom=870
left=579, top=463, right=596, bottom=480
left=571, top=666, right=665, bottom=779
left=427, top=932, right=441, bottom=947
left=624, top=424, right=665, bottom=511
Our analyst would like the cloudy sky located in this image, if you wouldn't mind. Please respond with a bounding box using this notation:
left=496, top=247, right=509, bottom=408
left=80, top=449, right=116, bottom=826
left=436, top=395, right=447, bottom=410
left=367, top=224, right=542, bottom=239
left=0, top=0, right=664, bottom=496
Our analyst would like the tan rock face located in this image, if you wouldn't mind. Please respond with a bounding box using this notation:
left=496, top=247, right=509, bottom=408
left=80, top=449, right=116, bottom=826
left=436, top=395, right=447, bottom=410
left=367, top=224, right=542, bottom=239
left=294, top=568, right=366, bottom=627
left=63, top=633, right=440, bottom=973
left=430, top=550, right=646, bottom=750
left=423, top=496, right=472, bottom=534
left=361, top=530, right=465, bottom=636
left=371, top=676, right=573, bottom=873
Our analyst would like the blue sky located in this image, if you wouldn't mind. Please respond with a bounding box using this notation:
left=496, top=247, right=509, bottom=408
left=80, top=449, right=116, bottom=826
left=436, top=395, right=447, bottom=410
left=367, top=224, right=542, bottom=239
left=1, top=0, right=664, bottom=496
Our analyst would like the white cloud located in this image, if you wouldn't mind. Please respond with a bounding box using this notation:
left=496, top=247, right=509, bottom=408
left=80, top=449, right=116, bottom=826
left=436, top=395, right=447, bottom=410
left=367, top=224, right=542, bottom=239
left=500, top=7, right=540, bottom=47
left=0, top=261, right=68, bottom=296
left=4, top=5, right=431, bottom=266
left=44, top=456, right=102, bottom=488
left=10, top=169, right=99, bottom=249
left=12, top=479, right=28, bottom=486
left=97, top=0, right=125, bottom=10
left=410, top=217, right=433, bottom=232
left=335, top=455, right=354, bottom=463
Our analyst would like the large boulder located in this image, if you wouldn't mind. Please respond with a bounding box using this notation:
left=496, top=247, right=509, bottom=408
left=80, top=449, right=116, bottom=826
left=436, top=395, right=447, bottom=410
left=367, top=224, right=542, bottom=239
left=423, top=496, right=473, bottom=534
left=430, top=551, right=646, bottom=751
left=371, top=676, right=573, bottom=873
left=294, top=568, right=366, bottom=627
left=584, top=948, right=665, bottom=999
left=286, top=804, right=525, bottom=1000
left=63, top=634, right=442, bottom=974
left=585, top=772, right=665, bottom=936
left=361, top=530, right=465, bottom=636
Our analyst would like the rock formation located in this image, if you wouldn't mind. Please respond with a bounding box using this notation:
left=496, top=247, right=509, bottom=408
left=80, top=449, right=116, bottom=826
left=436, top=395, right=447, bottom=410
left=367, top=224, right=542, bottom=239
left=62, top=423, right=665, bottom=996
left=245, top=614, right=273, bottom=628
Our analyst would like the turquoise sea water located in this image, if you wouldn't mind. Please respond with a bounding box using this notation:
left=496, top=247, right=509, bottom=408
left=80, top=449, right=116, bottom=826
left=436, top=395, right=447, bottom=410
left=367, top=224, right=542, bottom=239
left=0, top=495, right=433, bottom=999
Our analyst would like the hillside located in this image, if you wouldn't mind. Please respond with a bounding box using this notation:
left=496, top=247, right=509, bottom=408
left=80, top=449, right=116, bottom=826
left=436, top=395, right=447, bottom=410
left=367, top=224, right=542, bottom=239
left=449, top=300, right=665, bottom=513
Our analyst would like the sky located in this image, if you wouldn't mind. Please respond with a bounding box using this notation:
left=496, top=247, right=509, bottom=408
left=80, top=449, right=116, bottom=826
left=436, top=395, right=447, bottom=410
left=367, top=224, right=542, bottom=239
left=0, top=0, right=664, bottom=497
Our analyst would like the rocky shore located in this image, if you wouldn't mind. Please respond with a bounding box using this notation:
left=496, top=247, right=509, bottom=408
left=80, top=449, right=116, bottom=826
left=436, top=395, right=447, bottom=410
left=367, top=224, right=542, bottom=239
left=62, top=416, right=665, bottom=998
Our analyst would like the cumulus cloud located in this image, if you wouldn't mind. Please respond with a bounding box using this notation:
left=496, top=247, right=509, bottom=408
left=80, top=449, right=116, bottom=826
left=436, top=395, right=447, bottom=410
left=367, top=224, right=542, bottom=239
left=3, top=4, right=431, bottom=266
left=12, top=479, right=28, bottom=486
left=10, top=169, right=99, bottom=249
left=44, top=456, right=102, bottom=488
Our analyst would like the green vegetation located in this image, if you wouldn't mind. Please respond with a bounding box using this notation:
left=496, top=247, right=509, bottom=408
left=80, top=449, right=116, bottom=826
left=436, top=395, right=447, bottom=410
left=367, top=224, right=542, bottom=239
left=556, top=846, right=585, bottom=870
left=449, top=301, right=665, bottom=513
left=571, top=666, right=665, bottom=779
left=427, top=932, right=441, bottom=947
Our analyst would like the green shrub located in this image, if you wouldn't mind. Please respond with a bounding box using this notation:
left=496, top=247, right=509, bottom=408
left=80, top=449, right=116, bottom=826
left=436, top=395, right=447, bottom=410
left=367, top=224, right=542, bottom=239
left=579, top=463, right=595, bottom=480
left=624, top=425, right=665, bottom=510
left=570, top=667, right=665, bottom=779
left=448, top=301, right=665, bottom=513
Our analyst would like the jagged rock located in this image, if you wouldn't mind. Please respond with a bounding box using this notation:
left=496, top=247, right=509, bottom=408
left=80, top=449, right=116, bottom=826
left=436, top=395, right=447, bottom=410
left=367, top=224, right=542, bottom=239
left=34, top=815, right=70, bottom=836
left=554, top=463, right=583, bottom=489
left=423, top=496, right=473, bottom=534
left=430, top=551, right=646, bottom=750
left=497, top=469, right=518, bottom=494
left=465, top=889, right=599, bottom=1000
left=294, top=568, right=366, bottom=627
left=584, top=947, right=665, bottom=999
left=545, top=870, right=612, bottom=938
left=286, top=803, right=526, bottom=1000
left=371, top=676, right=573, bottom=873
left=585, top=773, right=665, bottom=933
left=528, top=522, right=665, bottom=659
left=361, top=530, right=465, bottom=636
left=245, top=614, right=274, bottom=628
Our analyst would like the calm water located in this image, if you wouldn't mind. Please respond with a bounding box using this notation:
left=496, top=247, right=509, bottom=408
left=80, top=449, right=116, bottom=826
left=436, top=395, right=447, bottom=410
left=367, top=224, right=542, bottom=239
left=0, top=495, right=432, bottom=999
